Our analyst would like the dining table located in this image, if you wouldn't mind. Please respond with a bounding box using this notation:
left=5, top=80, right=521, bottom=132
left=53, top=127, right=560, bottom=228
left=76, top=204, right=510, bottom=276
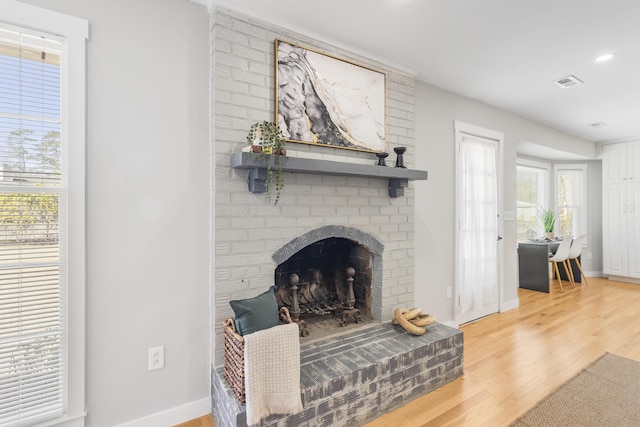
left=517, top=238, right=581, bottom=293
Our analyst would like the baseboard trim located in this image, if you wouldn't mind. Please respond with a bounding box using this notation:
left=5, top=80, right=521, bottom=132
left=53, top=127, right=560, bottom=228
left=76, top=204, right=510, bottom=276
left=605, top=275, right=640, bottom=285
left=501, top=297, right=520, bottom=312
left=113, top=397, right=210, bottom=427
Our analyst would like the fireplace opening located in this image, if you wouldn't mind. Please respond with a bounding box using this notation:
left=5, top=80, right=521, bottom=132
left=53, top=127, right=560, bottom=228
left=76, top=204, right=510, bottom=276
left=274, top=237, right=373, bottom=340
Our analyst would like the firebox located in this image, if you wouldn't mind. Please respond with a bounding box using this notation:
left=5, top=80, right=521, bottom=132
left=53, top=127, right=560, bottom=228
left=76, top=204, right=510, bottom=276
left=274, top=236, right=374, bottom=338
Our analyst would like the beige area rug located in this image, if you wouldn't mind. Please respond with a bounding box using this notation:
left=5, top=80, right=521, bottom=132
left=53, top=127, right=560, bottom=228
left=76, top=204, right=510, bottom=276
left=510, top=353, right=640, bottom=426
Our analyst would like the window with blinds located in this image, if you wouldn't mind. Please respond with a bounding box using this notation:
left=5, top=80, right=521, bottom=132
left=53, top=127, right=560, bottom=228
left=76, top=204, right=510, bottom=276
left=0, top=26, right=66, bottom=426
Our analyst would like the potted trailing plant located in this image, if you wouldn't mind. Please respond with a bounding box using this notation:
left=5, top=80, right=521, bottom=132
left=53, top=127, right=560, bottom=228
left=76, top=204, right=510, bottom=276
left=246, top=121, right=286, bottom=204
left=538, top=208, right=556, bottom=239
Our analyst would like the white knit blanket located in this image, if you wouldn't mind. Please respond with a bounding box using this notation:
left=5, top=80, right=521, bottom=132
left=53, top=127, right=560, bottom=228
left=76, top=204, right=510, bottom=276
left=244, top=322, right=303, bottom=426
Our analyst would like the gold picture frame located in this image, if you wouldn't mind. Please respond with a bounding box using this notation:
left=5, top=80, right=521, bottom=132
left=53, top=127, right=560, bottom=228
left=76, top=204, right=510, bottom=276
left=275, top=39, right=386, bottom=153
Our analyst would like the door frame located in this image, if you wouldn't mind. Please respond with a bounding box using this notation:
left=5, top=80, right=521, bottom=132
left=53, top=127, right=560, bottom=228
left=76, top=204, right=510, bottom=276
left=453, top=120, right=505, bottom=325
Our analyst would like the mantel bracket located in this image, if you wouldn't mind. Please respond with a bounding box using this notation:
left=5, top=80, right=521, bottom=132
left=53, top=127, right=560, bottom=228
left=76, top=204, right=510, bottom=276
left=248, top=168, right=267, bottom=193
left=388, top=179, right=408, bottom=197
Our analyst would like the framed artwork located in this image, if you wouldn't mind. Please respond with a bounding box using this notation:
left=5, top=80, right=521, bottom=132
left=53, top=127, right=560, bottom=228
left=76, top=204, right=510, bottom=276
left=275, top=39, right=386, bottom=153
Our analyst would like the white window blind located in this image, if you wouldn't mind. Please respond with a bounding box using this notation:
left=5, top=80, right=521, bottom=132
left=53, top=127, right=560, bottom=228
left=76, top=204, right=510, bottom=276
left=0, top=25, right=66, bottom=426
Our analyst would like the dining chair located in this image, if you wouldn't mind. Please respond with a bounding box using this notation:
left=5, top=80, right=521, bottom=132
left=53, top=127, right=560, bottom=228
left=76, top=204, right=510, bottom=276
left=548, top=237, right=574, bottom=292
left=567, top=234, right=589, bottom=285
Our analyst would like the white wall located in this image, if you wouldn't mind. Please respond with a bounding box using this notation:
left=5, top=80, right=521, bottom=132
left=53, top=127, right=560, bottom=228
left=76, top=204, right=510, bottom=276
left=585, top=161, right=603, bottom=275
left=414, top=82, right=597, bottom=324
left=17, top=1, right=211, bottom=426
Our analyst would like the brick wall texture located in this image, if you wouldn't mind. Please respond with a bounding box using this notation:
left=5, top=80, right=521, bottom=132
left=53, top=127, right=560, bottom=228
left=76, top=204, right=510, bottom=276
left=212, top=7, right=418, bottom=366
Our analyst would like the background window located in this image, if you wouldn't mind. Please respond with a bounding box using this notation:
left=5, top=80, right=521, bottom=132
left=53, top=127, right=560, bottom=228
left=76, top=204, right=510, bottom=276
left=555, top=164, right=587, bottom=239
left=516, top=160, right=549, bottom=241
left=0, top=25, right=65, bottom=427
left=1, top=2, right=87, bottom=425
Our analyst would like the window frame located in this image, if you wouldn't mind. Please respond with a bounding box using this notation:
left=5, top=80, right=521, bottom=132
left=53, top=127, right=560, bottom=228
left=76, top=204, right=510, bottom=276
left=516, top=158, right=550, bottom=241
left=3, top=2, right=88, bottom=426
left=553, top=163, right=587, bottom=242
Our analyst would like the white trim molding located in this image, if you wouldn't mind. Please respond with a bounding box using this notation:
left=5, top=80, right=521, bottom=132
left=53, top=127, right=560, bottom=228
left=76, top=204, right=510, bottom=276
left=113, top=398, right=211, bottom=427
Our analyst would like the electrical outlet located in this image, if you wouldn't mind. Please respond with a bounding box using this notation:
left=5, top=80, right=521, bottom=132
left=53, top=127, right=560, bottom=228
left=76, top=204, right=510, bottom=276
left=446, top=286, right=452, bottom=299
left=148, top=346, right=164, bottom=371
left=587, top=252, right=593, bottom=260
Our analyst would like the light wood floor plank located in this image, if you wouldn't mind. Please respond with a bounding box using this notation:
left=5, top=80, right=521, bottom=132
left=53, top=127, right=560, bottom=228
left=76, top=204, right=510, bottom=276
left=178, top=277, right=640, bottom=427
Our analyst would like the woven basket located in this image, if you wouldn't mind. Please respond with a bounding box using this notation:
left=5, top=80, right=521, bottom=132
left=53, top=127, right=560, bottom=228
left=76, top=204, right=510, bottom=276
left=223, top=307, right=292, bottom=405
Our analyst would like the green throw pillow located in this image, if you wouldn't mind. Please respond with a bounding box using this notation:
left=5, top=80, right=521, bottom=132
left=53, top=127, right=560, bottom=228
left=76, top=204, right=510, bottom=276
left=229, top=287, right=280, bottom=336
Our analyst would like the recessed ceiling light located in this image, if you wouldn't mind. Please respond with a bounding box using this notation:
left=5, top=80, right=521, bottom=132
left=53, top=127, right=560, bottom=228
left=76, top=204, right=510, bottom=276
left=595, top=53, right=615, bottom=62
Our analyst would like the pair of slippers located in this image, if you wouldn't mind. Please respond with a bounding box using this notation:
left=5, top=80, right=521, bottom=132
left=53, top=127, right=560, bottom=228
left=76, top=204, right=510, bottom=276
left=393, top=307, right=435, bottom=335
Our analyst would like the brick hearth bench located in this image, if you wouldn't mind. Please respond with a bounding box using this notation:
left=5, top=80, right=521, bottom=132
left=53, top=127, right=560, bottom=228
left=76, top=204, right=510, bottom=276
left=212, top=321, right=463, bottom=427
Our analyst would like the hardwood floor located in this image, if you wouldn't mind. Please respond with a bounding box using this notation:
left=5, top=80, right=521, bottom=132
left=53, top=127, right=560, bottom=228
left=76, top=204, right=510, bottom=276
left=173, top=415, right=214, bottom=427
left=178, top=277, right=640, bottom=427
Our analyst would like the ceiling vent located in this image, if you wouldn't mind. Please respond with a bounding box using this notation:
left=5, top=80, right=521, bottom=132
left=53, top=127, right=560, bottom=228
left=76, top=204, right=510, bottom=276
left=553, top=75, right=584, bottom=89
left=589, top=122, right=608, bottom=128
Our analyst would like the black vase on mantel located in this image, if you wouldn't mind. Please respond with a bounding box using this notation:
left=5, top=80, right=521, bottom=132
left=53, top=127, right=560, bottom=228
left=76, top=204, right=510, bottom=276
left=394, top=146, right=407, bottom=168
left=376, top=152, right=389, bottom=166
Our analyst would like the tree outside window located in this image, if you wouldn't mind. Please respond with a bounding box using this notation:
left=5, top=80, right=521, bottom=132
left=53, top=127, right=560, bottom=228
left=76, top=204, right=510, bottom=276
left=554, top=165, right=587, bottom=239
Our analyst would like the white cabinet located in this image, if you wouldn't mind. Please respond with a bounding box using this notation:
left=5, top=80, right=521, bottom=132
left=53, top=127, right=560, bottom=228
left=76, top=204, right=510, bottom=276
left=602, top=141, right=640, bottom=278
left=603, top=141, right=640, bottom=184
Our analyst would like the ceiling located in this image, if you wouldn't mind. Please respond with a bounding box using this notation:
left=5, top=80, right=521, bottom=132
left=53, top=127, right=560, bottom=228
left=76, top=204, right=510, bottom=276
left=206, top=0, right=640, bottom=156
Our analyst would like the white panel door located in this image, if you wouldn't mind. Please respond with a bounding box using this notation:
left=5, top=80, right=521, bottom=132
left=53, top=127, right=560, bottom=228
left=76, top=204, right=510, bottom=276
left=455, top=122, right=503, bottom=325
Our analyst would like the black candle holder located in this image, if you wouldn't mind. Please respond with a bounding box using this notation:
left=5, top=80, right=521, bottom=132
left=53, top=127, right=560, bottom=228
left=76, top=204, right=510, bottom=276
left=394, top=147, right=407, bottom=168
left=376, top=152, right=389, bottom=166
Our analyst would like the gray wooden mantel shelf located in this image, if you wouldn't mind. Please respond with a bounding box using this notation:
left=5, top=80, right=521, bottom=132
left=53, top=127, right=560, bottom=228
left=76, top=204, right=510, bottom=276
left=230, top=152, right=428, bottom=197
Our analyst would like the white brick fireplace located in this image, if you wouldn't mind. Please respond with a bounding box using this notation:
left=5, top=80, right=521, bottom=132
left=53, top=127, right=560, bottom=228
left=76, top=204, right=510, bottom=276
left=212, top=8, right=419, bottom=366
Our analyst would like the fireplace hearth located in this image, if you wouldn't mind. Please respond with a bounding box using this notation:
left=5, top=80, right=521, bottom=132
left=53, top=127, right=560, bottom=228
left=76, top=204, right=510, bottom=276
left=212, top=322, right=464, bottom=427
